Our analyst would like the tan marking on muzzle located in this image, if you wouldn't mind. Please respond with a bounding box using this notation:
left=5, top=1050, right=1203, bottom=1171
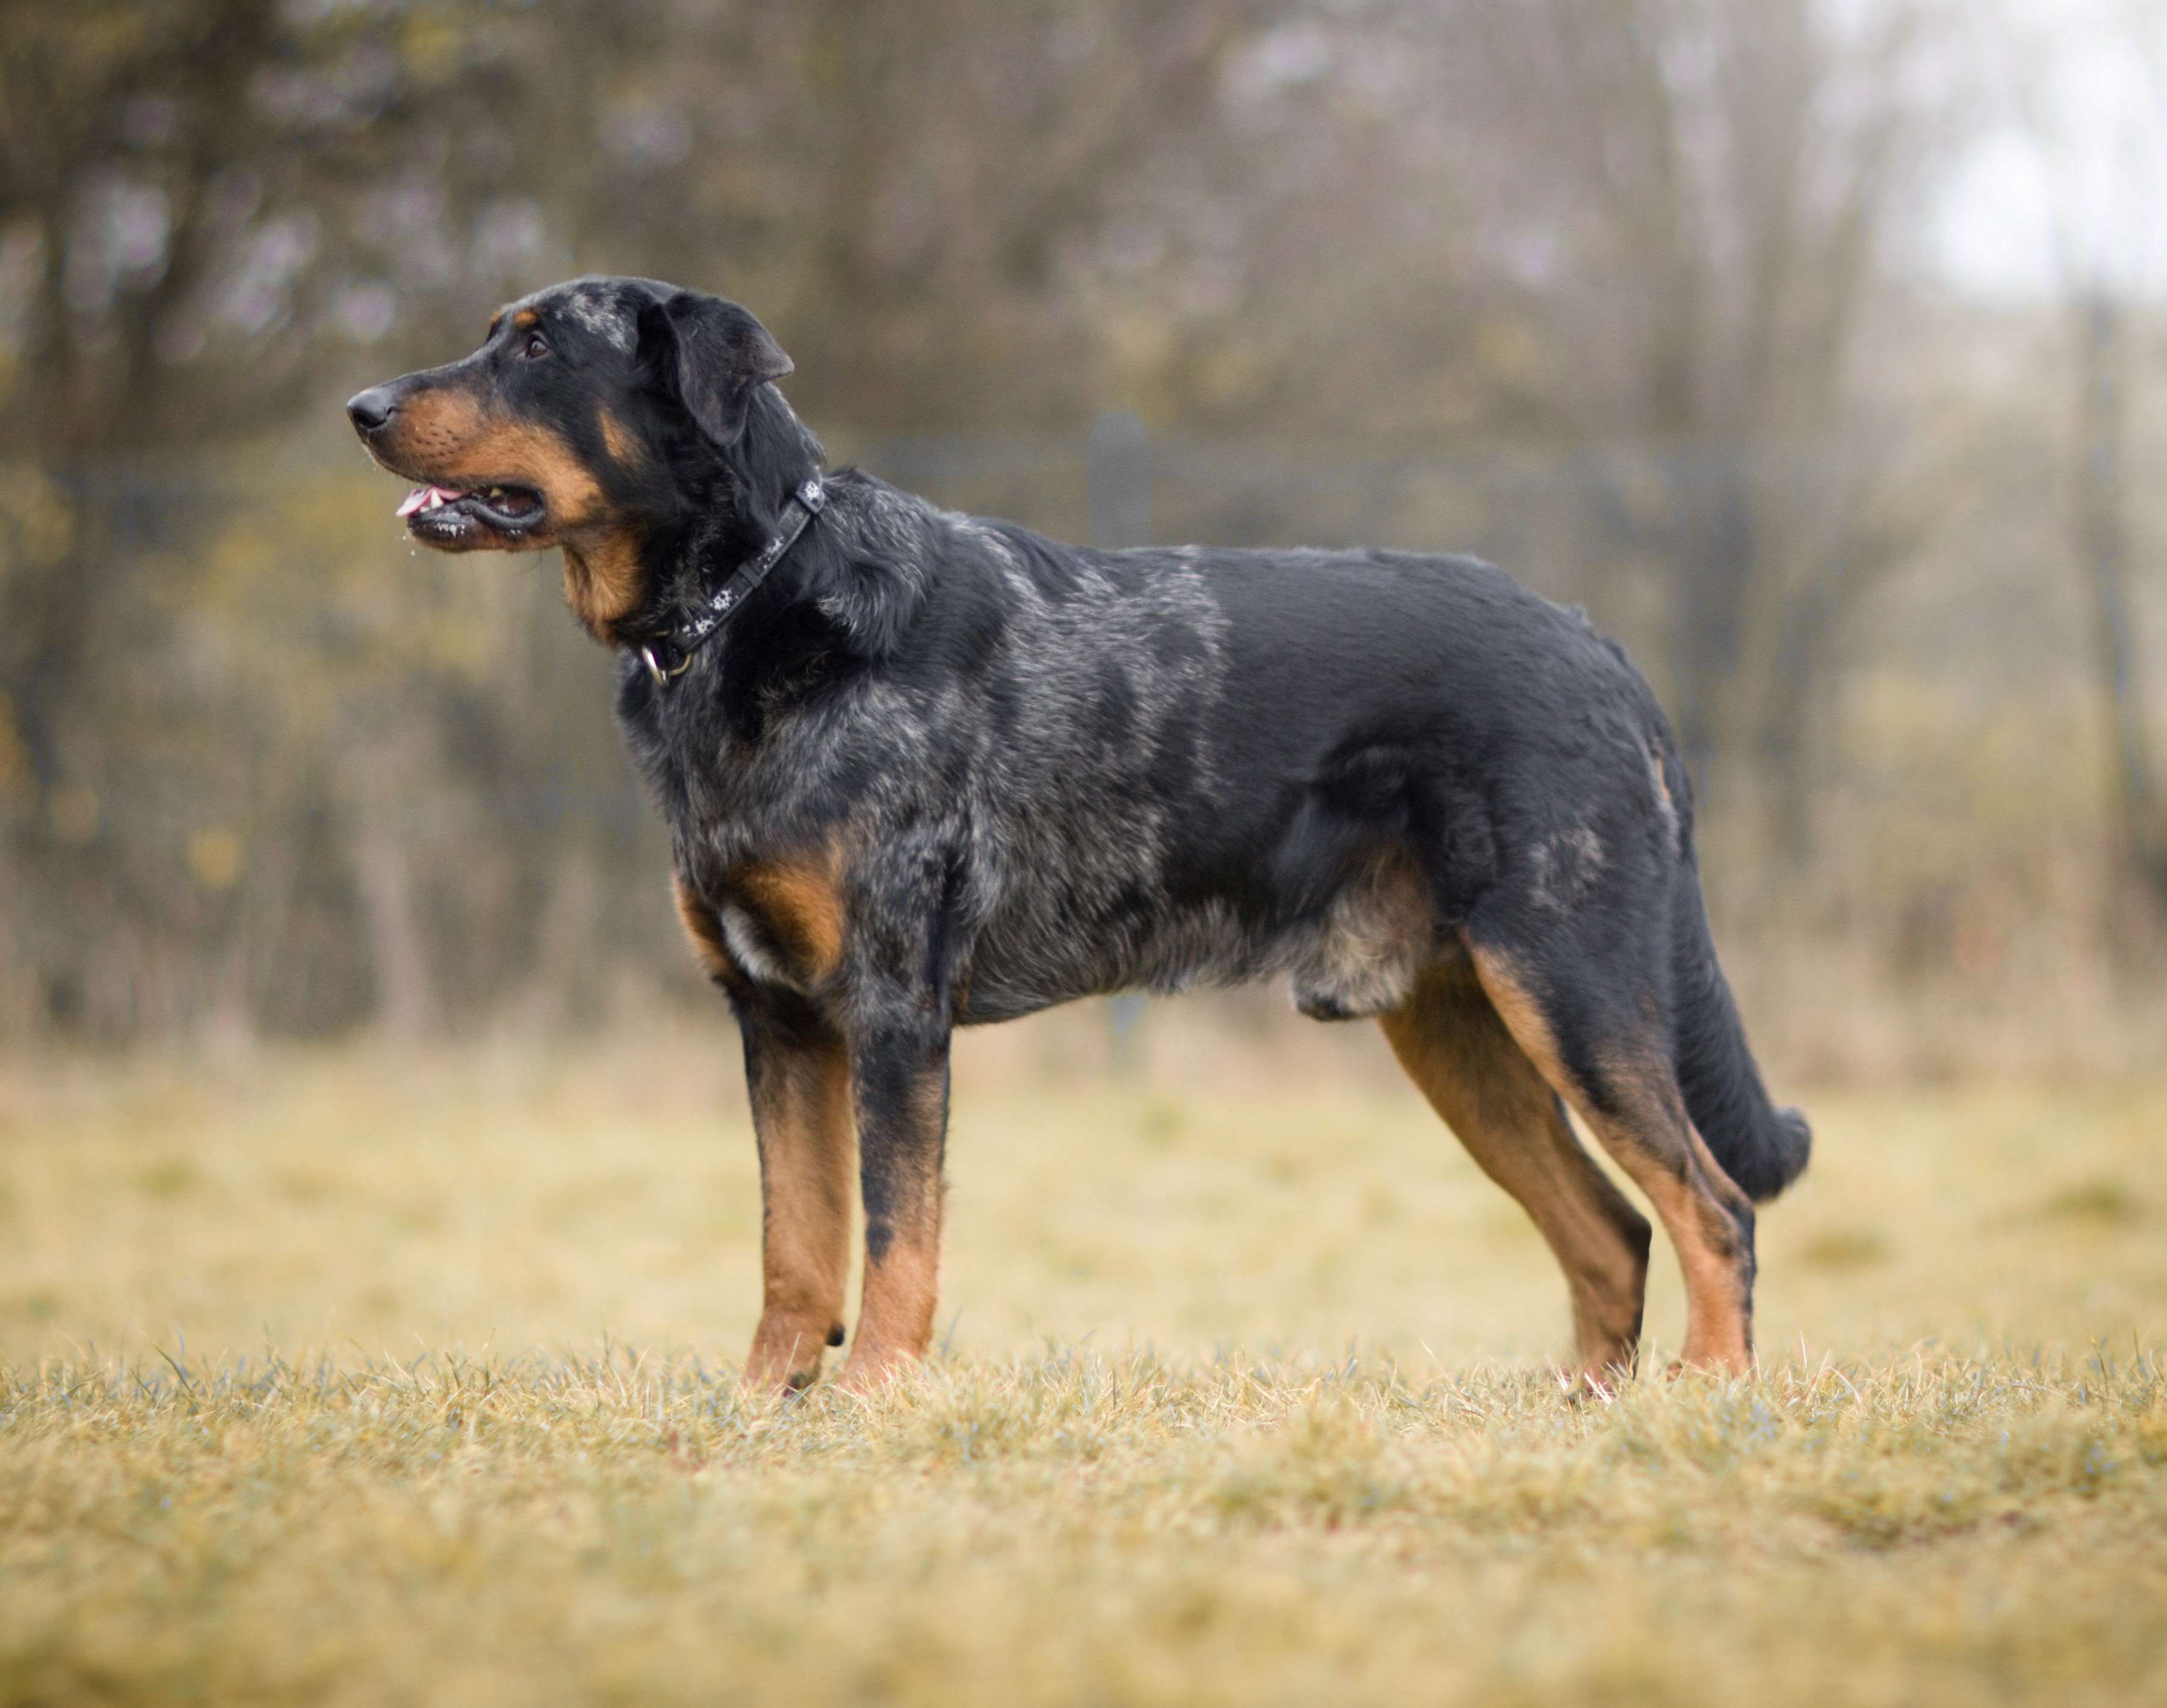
left=391, top=386, right=487, bottom=457
left=437, top=419, right=604, bottom=528
left=389, top=382, right=651, bottom=642
left=381, top=390, right=602, bottom=528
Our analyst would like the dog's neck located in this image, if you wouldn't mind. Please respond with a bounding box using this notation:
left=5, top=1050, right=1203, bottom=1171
left=615, top=404, right=935, bottom=732
left=637, top=387, right=829, bottom=646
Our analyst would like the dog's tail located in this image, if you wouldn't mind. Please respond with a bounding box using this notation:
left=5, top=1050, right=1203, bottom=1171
left=1669, top=866, right=1811, bottom=1203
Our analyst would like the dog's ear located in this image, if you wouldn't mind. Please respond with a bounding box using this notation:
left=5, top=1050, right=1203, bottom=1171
left=640, top=289, right=794, bottom=446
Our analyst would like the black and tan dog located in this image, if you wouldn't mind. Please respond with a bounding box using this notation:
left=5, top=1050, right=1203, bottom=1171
left=348, top=276, right=1810, bottom=1391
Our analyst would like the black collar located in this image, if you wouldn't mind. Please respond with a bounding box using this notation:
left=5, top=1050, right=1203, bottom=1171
left=636, top=476, right=826, bottom=688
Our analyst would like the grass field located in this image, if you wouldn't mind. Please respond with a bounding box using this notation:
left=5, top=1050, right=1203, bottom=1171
left=2, top=1009, right=2164, bottom=1706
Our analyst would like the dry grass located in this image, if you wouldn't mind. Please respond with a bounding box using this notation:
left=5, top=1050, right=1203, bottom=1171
left=2, top=1008, right=2164, bottom=1706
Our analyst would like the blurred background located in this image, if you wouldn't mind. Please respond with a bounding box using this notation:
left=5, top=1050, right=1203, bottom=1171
left=2, top=0, right=2164, bottom=1083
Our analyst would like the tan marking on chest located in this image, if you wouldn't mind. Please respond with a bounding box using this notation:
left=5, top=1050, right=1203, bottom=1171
left=673, top=873, right=744, bottom=989
left=729, top=851, right=849, bottom=984
left=561, top=531, right=645, bottom=639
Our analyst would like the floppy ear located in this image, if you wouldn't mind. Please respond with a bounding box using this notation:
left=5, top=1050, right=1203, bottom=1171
left=643, top=289, right=794, bottom=445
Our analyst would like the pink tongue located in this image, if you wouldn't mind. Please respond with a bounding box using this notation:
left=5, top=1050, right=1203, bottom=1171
left=397, top=485, right=464, bottom=518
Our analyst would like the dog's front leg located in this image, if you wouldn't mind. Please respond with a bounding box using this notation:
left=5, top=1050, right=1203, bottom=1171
left=737, top=992, right=855, bottom=1393
left=836, top=998, right=951, bottom=1391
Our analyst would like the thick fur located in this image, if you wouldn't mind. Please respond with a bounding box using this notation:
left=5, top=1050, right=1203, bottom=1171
left=350, top=275, right=1810, bottom=1386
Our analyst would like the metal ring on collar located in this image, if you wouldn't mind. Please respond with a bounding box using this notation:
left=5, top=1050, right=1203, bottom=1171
left=640, top=644, right=693, bottom=688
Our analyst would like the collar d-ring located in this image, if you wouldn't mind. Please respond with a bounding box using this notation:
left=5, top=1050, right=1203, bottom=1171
left=640, top=643, right=693, bottom=688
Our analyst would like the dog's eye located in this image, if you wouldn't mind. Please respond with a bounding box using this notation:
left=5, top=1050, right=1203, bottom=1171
left=520, top=331, right=551, bottom=360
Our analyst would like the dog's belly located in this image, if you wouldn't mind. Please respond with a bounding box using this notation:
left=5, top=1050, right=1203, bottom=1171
left=1281, top=846, right=1443, bottom=1020
left=956, top=895, right=1260, bottom=1023
left=955, top=847, right=1438, bottom=1024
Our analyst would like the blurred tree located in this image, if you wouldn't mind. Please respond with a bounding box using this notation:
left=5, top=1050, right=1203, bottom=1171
left=0, top=0, right=1284, bottom=1039
left=0, top=0, right=2140, bottom=1048
left=1992, top=0, right=2167, bottom=918
left=1430, top=0, right=1962, bottom=838
left=2071, top=292, right=2167, bottom=914
left=0, top=0, right=567, bottom=1035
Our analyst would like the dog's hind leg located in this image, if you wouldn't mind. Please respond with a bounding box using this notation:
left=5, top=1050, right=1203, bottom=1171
left=1468, top=941, right=1759, bottom=1372
left=1380, top=955, right=1651, bottom=1384
left=737, top=996, right=856, bottom=1392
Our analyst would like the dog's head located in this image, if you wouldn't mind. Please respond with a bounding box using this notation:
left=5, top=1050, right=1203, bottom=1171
left=347, top=276, right=796, bottom=637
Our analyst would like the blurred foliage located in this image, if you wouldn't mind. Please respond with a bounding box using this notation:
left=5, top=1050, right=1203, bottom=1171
left=0, top=0, right=2159, bottom=1053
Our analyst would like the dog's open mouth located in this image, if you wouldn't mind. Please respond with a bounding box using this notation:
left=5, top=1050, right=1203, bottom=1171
left=396, top=483, right=546, bottom=546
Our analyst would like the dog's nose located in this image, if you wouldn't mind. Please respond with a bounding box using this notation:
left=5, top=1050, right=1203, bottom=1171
left=346, top=386, right=397, bottom=433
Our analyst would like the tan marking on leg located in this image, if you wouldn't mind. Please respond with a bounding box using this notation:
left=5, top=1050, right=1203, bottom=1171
left=731, top=851, right=848, bottom=984
left=1471, top=945, right=1755, bottom=1373
left=839, top=1048, right=947, bottom=1391
left=1467, top=950, right=1583, bottom=1100
left=743, top=1023, right=855, bottom=1392
left=1380, top=957, right=1649, bottom=1381
left=1601, top=1041, right=1757, bottom=1218
left=842, top=1224, right=941, bottom=1391
left=1584, top=1041, right=1758, bottom=1346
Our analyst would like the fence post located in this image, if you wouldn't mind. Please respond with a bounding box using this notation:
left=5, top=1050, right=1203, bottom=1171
left=1089, top=410, right=1151, bottom=1074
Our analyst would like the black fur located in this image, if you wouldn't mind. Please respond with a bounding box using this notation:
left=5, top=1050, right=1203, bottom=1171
left=350, top=275, right=1811, bottom=1382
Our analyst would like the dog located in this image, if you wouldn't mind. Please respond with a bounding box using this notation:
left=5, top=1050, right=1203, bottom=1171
left=348, top=275, right=1810, bottom=1392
